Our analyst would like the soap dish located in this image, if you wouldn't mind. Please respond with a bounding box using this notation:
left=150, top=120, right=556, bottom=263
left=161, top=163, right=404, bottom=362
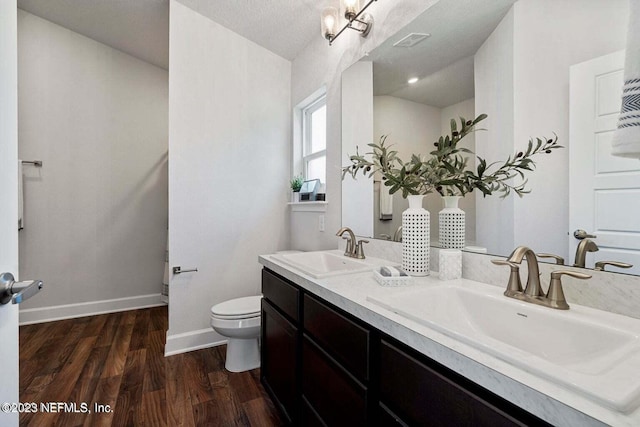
left=373, top=269, right=414, bottom=287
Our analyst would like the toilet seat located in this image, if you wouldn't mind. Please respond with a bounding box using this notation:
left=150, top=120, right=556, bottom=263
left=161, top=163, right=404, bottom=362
left=210, top=295, right=262, bottom=319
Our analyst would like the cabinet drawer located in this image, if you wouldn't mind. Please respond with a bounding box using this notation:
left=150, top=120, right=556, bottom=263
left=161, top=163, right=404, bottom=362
left=303, top=294, right=370, bottom=382
left=262, top=269, right=299, bottom=322
left=302, top=336, right=367, bottom=427
left=380, top=340, right=542, bottom=427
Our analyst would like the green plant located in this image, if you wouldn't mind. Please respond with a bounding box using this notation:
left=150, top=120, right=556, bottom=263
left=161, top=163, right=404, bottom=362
left=342, top=114, right=562, bottom=199
left=290, top=175, right=304, bottom=192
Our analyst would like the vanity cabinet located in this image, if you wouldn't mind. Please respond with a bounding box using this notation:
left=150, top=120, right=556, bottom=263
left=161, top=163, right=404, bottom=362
left=261, top=268, right=549, bottom=427
left=261, top=270, right=300, bottom=424
left=378, top=339, right=549, bottom=427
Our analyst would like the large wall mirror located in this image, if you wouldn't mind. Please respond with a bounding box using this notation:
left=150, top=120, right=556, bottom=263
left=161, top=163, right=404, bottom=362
left=341, top=0, right=640, bottom=275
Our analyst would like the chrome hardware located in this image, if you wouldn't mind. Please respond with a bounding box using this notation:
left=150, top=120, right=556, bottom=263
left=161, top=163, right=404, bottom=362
left=0, top=272, right=44, bottom=305
left=546, top=270, right=591, bottom=310
left=355, top=239, right=369, bottom=259
left=341, top=236, right=354, bottom=256
left=537, top=253, right=565, bottom=265
left=594, top=261, right=633, bottom=271
left=506, top=246, right=544, bottom=297
left=336, top=227, right=368, bottom=259
left=491, top=260, right=522, bottom=297
left=573, top=239, right=598, bottom=268
left=496, top=248, right=593, bottom=310
left=393, top=226, right=403, bottom=242
left=573, top=229, right=596, bottom=240
left=172, top=266, right=198, bottom=274
left=21, top=160, right=43, bottom=167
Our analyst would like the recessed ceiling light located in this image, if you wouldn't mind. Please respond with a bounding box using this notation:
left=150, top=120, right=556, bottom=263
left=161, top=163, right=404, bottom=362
left=408, top=77, right=419, bottom=84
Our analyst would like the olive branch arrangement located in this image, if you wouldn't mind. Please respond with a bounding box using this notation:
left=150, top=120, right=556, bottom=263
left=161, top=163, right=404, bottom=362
left=341, top=114, right=562, bottom=198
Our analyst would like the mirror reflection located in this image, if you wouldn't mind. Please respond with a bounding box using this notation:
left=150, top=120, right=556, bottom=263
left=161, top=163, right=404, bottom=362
left=341, top=0, right=640, bottom=275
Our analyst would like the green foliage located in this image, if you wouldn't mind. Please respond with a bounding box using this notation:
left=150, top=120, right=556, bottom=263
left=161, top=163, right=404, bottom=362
left=290, top=175, right=304, bottom=192
left=341, top=114, right=562, bottom=199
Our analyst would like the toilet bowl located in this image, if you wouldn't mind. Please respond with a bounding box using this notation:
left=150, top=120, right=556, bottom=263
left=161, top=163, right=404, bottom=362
left=210, top=295, right=262, bottom=373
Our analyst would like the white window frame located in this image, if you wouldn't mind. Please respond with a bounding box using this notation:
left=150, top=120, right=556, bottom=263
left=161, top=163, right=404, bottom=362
left=301, top=93, right=327, bottom=183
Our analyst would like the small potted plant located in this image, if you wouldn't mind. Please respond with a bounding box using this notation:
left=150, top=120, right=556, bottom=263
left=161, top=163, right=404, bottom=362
left=290, top=175, right=303, bottom=202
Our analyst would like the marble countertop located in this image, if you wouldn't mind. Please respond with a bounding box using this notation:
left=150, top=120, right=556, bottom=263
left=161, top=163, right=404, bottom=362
left=259, top=250, right=640, bottom=427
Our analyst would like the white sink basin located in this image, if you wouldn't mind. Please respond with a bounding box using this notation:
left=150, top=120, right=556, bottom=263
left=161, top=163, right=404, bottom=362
left=368, top=284, right=640, bottom=412
left=272, top=251, right=373, bottom=278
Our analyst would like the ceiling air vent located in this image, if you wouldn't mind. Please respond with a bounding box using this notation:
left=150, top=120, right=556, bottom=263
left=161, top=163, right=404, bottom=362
left=393, top=33, right=431, bottom=48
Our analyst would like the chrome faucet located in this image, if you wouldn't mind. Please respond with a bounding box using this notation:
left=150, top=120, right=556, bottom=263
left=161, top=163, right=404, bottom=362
left=493, top=246, right=592, bottom=309
left=506, top=246, right=544, bottom=297
left=574, top=239, right=598, bottom=268
left=393, top=226, right=403, bottom=242
left=336, top=227, right=368, bottom=259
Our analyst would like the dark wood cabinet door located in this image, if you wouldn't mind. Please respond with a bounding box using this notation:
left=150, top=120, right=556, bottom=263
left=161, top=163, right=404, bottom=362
left=303, top=294, right=370, bottom=382
left=302, top=336, right=367, bottom=427
left=261, top=299, right=298, bottom=425
left=379, top=340, right=549, bottom=427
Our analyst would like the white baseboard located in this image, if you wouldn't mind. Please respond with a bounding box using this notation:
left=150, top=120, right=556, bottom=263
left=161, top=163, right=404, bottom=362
left=164, top=328, right=227, bottom=356
left=19, top=293, right=166, bottom=325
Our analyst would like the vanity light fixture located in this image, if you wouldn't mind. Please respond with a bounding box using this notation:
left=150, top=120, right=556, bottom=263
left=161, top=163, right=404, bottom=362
left=321, top=0, right=377, bottom=45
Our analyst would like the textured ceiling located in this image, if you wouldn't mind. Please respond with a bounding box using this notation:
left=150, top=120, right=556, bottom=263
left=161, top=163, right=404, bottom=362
left=369, top=0, right=516, bottom=107
left=16, top=0, right=338, bottom=67
left=175, top=0, right=334, bottom=60
left=17, top=0, right=170, bottom=70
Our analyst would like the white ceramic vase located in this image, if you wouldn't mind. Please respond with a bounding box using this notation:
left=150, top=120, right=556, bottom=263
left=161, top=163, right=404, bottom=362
left=402, top=195, right=430, bottom=276
left=439, top=196, right=465, bottom=249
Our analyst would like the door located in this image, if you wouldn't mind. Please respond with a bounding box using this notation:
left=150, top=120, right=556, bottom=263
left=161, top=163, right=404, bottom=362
left=0, top=1, right=20, bottom=426
left=570, top=50, right=640, bottom=274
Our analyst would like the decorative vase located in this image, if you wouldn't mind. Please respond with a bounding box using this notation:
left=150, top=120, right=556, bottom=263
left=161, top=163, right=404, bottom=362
left=439, top=196, right=465, bottom=249
left=291, top=191, right=300, bottom=203
left=402, top=195, right=430, bottom=276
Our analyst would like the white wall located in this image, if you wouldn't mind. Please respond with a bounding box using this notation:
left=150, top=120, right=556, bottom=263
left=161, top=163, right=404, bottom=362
left=441, top=98, right=476, bottom=245
left=475, top=0, right=627, bottom=258
left=290, top=0, right=440, bottom=250
left=511, top=0, right=627, bottom=259
left=0, top=1, right=20, bottom=424
left=474, top=7, right=516, bottom=257
left=17, top=10, right=169, bottom=323
left=373, top=95, right=442, bottom=239
left=342, top=61, right=374, bottom=238
left=167, top=1, right=291, bottom=355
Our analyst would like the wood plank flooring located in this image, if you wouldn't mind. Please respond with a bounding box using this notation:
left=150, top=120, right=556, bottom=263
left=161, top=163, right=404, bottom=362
left=19, top=306, right=283, bottom=427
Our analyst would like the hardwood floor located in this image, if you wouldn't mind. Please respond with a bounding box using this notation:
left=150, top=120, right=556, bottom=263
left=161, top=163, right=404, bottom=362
left=19, top=306, right=283, bottom=426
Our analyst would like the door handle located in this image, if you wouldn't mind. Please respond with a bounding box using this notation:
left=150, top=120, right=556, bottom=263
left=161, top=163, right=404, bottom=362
left=573, top=229, right=596, bottom=240
left=0, top=272, right=44, bottom=305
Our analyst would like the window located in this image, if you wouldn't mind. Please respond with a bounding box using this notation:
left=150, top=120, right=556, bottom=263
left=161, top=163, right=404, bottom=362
left=302, top=95, right=326, bottom=184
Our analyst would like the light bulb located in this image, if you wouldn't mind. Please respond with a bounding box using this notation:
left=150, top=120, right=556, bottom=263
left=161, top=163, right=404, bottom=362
left=321, top=7, right=339, bottom=40
left=341, top=0, right=360, bottom=20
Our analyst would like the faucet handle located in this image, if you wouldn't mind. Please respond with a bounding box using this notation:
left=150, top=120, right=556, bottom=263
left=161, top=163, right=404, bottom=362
left=537, top=253, right=565, bottom=265
left=594, top=261, right=633, bottom=271
left=546, top=270, right=591, bottom=310
left=574, top=229, right=596, bottom=240
left=355, top=239, right=369, bottom=259
left=491, top=260, right=523, bottom=296
left=342, top=236, right=353, bottom=256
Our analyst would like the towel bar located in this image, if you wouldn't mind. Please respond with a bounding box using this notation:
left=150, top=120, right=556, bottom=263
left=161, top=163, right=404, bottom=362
left=22, top=160, right=43, bottom=167
left=172, top=266, right=198, bottom=274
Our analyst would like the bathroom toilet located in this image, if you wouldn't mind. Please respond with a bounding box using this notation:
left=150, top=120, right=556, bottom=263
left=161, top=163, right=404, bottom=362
left=210, top=295, right=262, bottom=373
